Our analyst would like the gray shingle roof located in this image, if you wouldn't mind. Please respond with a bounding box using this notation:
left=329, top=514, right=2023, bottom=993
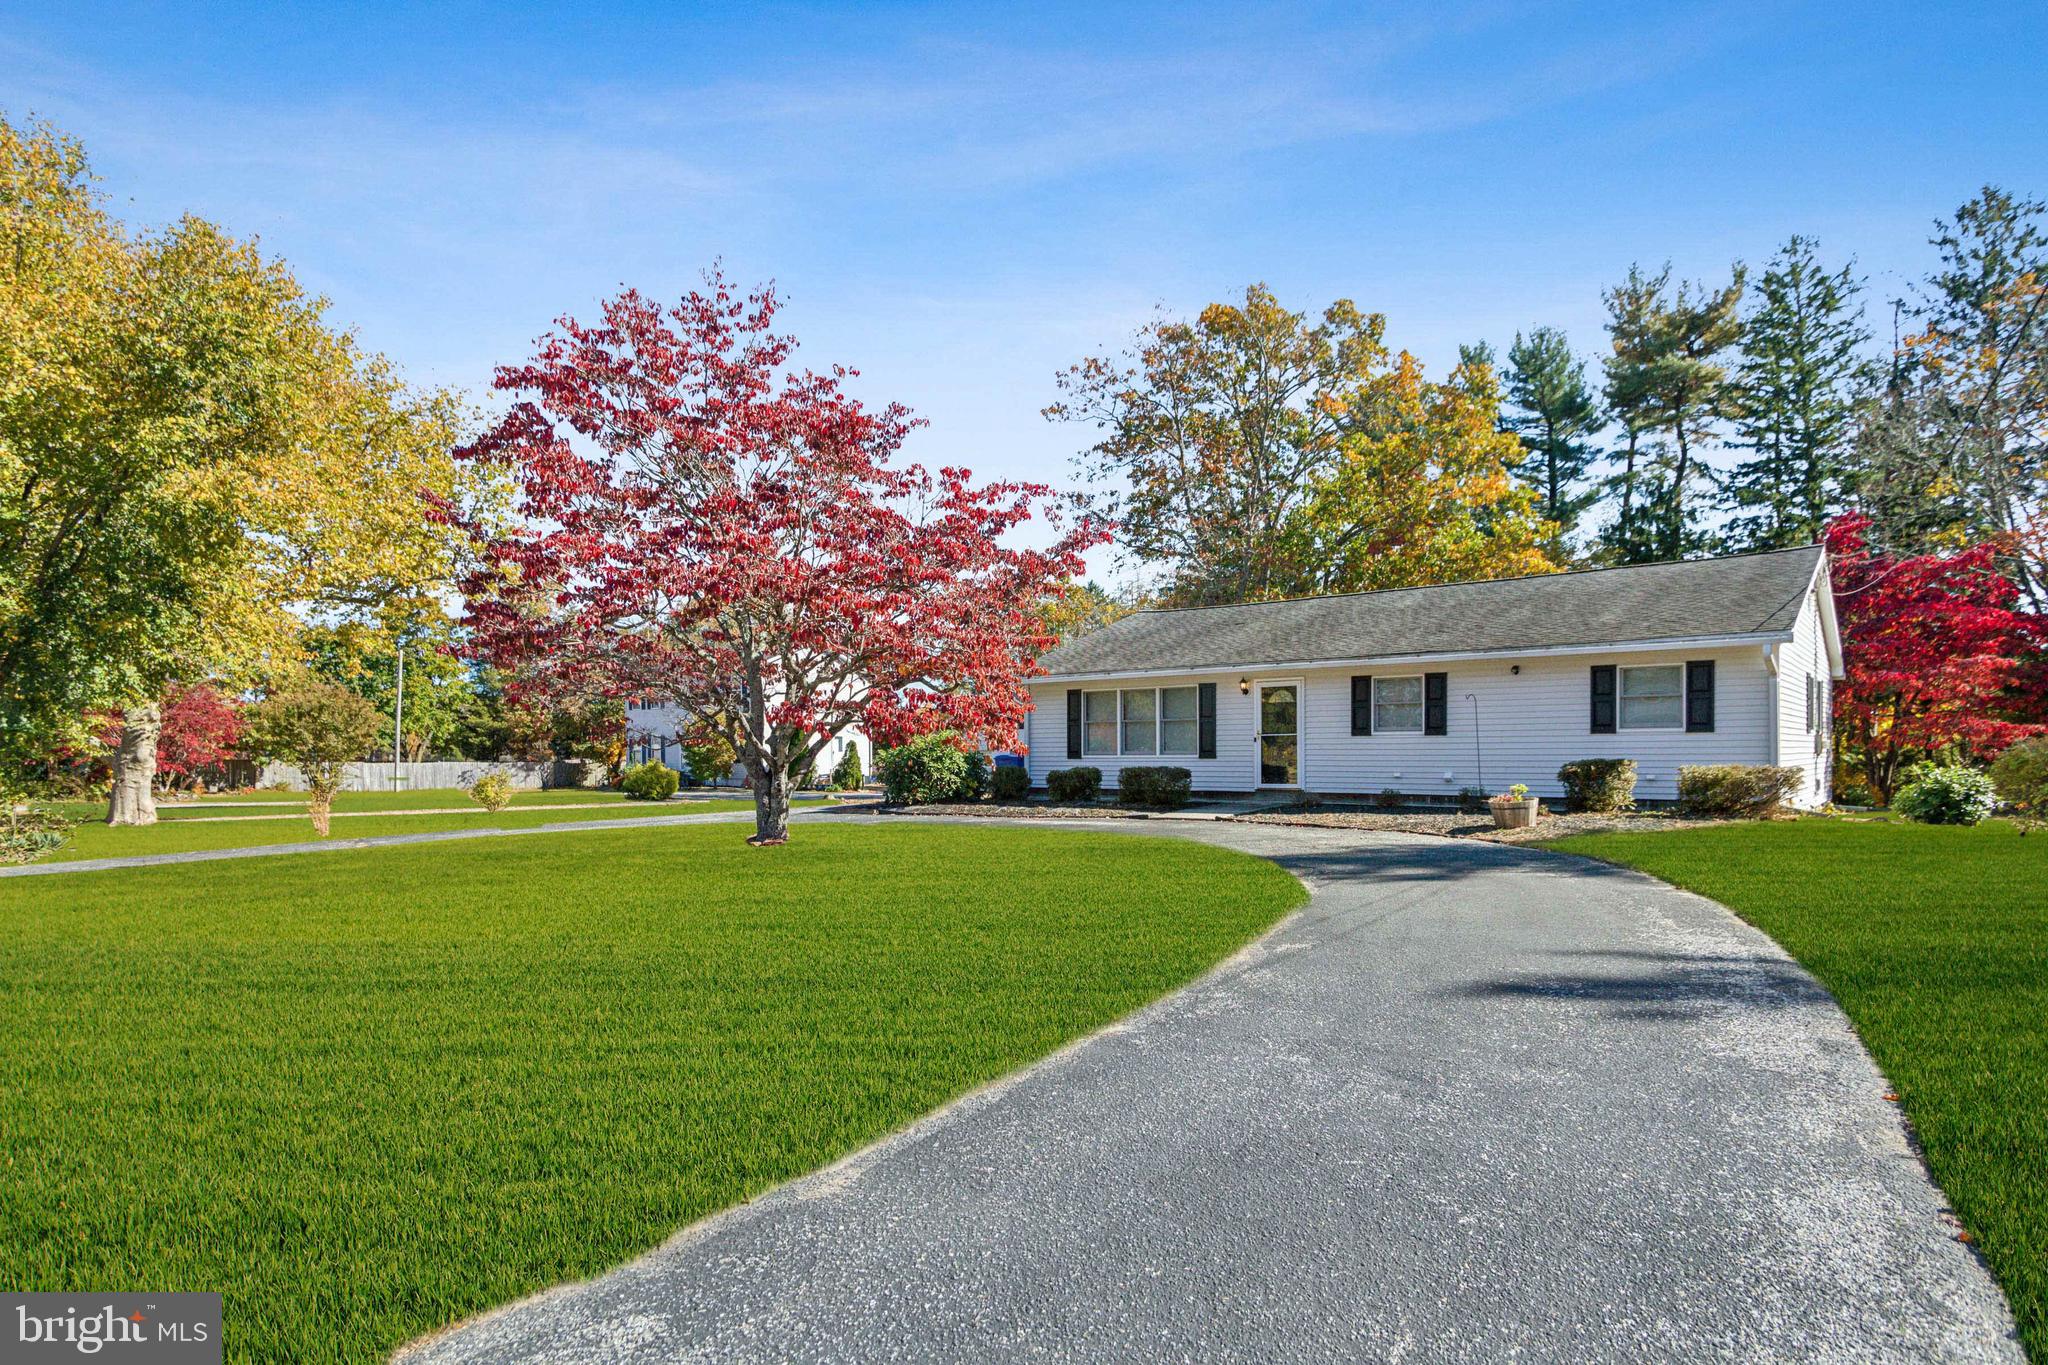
left=1039, top=546, right=1825, bottom=678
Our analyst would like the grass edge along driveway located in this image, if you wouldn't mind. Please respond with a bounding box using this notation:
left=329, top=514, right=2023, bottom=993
left=1, top=821, right=1303, bottom=1364
left=1543, top=819, right=2045, bottom=1363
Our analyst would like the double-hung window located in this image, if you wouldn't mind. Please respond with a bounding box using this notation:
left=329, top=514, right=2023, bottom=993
left=1083, top=690, right=1119, bottom=756
left=1619, top=664, right=1683, bottom=730
left=1158, top=686, right=1199, bottom=755
left=1119, top=689, right=1157, bottom=755
left=1372, top=676, right=1425, bottom=733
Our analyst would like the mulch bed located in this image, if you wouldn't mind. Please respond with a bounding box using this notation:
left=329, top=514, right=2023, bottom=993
left=874, top=801, right=1167, bottom=820
left=1238, top=807, right=1731, bottom=843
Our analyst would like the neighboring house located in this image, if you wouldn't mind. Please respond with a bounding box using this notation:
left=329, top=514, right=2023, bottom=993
left=624, top=699, right=872, bottom=787
left=1023, top=546, right=1845, bottom=808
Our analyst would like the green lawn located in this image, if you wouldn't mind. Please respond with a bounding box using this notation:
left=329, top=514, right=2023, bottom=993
left=1544, top=819, right=2046, bottom=1360
left=36, top=796, right=819, bottom=862
left=0, top=822, right=1302, bottom=1363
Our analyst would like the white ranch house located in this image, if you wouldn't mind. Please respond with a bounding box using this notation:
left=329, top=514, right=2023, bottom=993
left=1022, top=546, right=1845, bottom=808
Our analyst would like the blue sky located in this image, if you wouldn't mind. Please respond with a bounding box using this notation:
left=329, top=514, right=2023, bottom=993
left=5, top=1, right=2044, bottom=580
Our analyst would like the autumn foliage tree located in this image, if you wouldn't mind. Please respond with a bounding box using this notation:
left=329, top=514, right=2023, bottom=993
left=456, top=273, right=1104, bottom=844
left=1827, top=513, right=2047, bottom=801
left=104, top=683, right=242, bottom=796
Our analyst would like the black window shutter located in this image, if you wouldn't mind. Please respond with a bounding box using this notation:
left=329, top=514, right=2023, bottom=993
left=1424, top=672, right=1448, bottom=735
left=1065, top=689, right=1082, bottom=759
left=1197, top=682, right=1217, bottom=759
left=1590, top=665, right=1617, bottom=734
left=1350, top=676, right=1372, bottom=735
left=1805, top=675, right=1816, bottom=731
left=1685, top=660, right=1715, bottom=733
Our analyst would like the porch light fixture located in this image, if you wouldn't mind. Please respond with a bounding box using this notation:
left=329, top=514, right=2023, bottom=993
left=1238, top=677, right=1251, bottom=695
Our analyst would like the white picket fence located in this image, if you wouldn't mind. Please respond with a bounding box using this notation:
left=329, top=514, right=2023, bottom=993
left=246, top=759, right=598, bottom=793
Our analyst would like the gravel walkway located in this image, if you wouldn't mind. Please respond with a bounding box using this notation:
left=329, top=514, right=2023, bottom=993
left=400, top=815, right=2019, bottom=1364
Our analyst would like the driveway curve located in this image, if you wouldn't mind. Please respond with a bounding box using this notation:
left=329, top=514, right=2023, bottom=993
left=401, top=818, right=2019, bottom=1363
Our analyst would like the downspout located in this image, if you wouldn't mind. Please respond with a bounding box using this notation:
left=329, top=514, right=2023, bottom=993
left=1762, top=642, right=1781, bottom=769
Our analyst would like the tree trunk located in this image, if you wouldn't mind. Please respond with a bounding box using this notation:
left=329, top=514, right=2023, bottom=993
left=106, top=703, right=163, bottom=826
left=749, top=756, right=792, bottom=845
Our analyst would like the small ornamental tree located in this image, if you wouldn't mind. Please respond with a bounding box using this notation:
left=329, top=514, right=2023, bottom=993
left=240, top=679, right=380, bottom=836
left=154, top=684, right=243, bottom=794
left=1827, top=514, right=2048, bottom=801
left=454, top=272, right=1105, bottom=844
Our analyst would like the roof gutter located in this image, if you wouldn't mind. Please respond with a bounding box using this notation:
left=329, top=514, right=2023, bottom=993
left=1036, top=631, right=1793, bottom=684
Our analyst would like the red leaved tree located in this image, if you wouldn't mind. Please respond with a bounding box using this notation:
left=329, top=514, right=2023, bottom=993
left=1827, top=513, right=2048, bottom=801
left=94, top=683, right=243, bottom=803
left=453, top=272, right=1106, bottom=843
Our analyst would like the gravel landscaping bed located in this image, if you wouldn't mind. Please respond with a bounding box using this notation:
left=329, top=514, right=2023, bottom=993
left=1239, top=807, right=1732, bottom=843
left=877, top=801, right=1167, bottom=820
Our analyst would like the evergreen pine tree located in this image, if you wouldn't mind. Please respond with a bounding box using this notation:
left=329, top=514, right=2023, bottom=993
left=1598, top=266, right=1668, bottom=563
left=1503, top=327, right=1601, bottom=549
left=1725, top=237, right=1869, bottom=549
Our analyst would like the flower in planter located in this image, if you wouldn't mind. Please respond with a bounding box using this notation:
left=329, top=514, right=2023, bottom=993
left=1493, top=783, right=1530, bottom=802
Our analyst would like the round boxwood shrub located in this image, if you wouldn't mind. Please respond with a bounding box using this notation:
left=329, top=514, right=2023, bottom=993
left=876, top=733, right=971, bottom=805
left=1893, top=764, right=1997, bottom=826
left=1117, top=766, right=1192, bottom=809
left=1045, top=766, right=1101, bottom=803
left=620, top=760, right=680, bottom=801
left=989, top=764, right=1031, bottom=802
left=1556, top=758, right=1637, bottom=813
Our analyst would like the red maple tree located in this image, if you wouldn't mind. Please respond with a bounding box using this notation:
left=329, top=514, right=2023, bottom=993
left=453, top=272, right=1106, bottom=843
left=1827, top=514, right=2048, bottom=801
left=94, top=683, right=244, bottom=794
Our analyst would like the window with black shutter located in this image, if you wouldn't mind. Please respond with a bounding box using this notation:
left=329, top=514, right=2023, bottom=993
left=1685, top=660, right=1716, bottom=733
left=1423, top=672, right=1448, bottom=735
left=1065, top=689, right=1082, bottom=759
left=1590, top=665, right=1617, bottom=734
left=1350, top=676, right=1372, bottom=735
left=1197, top=682, right=1217, bottom=759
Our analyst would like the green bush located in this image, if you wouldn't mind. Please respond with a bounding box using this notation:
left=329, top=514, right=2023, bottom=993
left=960, top=750, right=991, bottom=801
left=1990, top=738, right=2048, bottom=832
left=990, top=765, right=1031, bottom=802
left=1374, top=787, right=1403, bottom=810
left=1556, top=758, right=1638, bottom=813
left=1894, top=764, right=1997, bottom=826
left=1456, top=785, right=1489, bottom=815
left=1832, top=782, right=1876, bottom=809
left=620, top=760, right=680, bottom=801
left=1046, top=766, right=1101, bottom=802
left=832, top=745, right=864, bottom=791
left=466, top=772, right=515, bottom=812
left=1117, top=766, right=1192, bottom=809
left=1676, top=764, right=1804, bottom=818
left=876, top=734, right=971, bottom=805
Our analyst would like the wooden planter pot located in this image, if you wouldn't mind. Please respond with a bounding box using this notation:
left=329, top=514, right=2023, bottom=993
left=1489, top=797, right=1541, bottom=830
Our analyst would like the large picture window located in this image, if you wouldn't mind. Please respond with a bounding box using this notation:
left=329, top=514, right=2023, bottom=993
left=1158, top=686, right=1199, bottom=755
left=1619, top=664, right=1683, bottom=730
left=1119, top=689, right=1157, bottom=755
left=1372, top=675, right=1425, bottom=733
left=1083, top=689, right=1118, bottom=755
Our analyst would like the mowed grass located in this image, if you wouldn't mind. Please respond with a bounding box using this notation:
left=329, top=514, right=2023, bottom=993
left=1544, top=819, right=2047, bottom=1360
left=0, top=822, right=1302, bottom=1363
left=36, top=797, right=817, bottom=862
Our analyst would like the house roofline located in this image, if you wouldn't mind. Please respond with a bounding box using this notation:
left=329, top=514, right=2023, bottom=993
left=1033, top=631, right=1792, bottom=684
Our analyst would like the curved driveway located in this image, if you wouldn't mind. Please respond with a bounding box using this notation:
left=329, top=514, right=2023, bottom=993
left=402, top=818, right=2019, bottom=1363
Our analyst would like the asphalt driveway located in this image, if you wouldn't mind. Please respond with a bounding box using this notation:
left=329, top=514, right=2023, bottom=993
left=400, top=819, right=2020, bottom=1363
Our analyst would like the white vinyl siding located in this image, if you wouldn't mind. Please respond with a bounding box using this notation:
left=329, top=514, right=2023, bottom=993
left=1773, top=583, right=1835, bottom=807
left=1619, top=664, right=1683, bottom=730
left=1372, top=675, right=1425, bottom=733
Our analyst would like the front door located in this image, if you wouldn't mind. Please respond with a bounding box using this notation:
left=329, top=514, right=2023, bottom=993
left=1257, top=682, right=1300, bottom=787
